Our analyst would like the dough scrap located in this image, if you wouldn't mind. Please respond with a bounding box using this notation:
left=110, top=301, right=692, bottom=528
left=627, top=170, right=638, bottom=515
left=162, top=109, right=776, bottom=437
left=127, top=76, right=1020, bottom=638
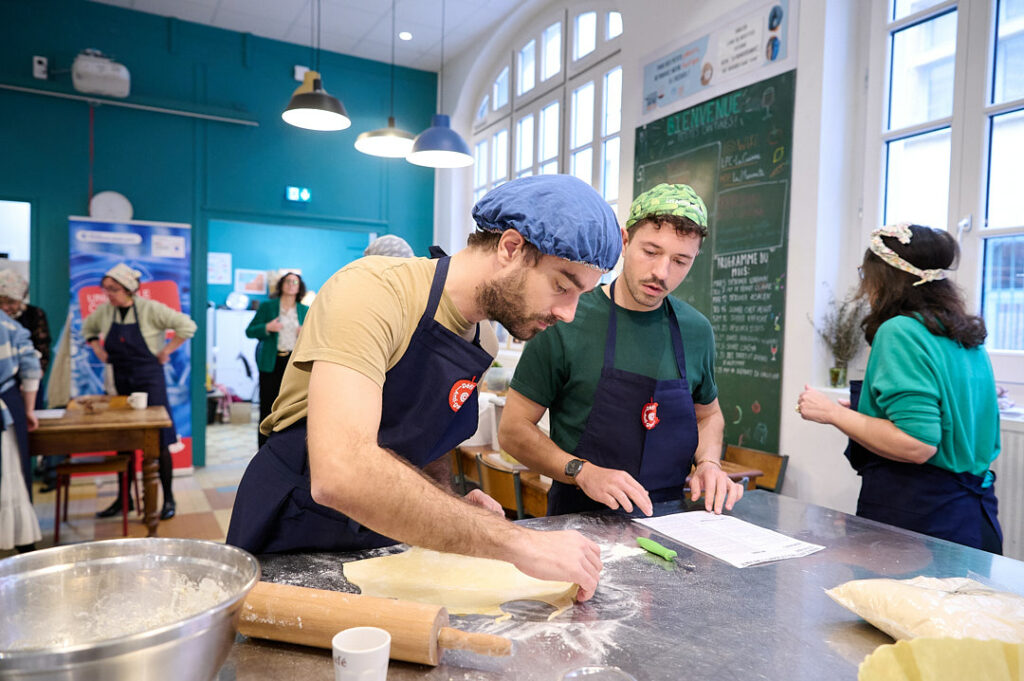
left=344, top=547, right=578, bottom=618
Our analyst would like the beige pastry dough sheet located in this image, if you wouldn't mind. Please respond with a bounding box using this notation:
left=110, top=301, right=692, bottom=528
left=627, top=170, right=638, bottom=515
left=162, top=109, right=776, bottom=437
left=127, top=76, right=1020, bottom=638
left=344, top=547, right=578, bottom=618
left=859, top=638, right=1024, bottom=681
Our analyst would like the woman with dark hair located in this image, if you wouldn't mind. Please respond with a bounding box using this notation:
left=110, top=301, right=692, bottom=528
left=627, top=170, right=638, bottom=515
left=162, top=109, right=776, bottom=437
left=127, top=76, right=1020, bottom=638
left=797, top=223, right=1002, bottom=553
left=246, top=272, right=308, bottom=447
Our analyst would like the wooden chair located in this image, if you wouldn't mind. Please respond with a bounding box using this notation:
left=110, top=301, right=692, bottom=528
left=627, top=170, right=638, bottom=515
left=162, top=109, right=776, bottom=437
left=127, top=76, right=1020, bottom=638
left=54, top=454, right=140, bottom=544
left=475, top=452, right=525, bottom=520
left=723, top=445, right=789, bottom=493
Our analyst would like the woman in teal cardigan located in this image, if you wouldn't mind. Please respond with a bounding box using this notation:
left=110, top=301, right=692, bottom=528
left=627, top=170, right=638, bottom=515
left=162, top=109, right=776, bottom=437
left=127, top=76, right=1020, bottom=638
left=246, top=272, right=309, bottom=447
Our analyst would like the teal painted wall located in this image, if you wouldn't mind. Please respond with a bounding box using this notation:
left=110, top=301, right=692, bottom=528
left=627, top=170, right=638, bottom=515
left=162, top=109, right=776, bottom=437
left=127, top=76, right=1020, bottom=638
left=207, top=219, right=373, bottom=306
left=0, top=0, right=438, bottom=464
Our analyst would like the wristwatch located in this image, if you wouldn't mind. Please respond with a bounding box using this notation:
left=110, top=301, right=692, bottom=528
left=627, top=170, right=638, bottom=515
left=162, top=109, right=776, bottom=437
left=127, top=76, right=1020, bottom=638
left=564, top=458, right=586, bottom=479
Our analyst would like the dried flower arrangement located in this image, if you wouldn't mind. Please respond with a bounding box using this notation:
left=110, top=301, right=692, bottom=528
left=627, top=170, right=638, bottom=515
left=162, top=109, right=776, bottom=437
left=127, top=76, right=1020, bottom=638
left=810, top=293, right=869, bottom=386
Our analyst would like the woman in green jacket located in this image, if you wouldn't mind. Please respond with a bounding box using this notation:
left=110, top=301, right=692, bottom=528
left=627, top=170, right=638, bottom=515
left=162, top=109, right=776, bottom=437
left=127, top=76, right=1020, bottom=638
left=246, top=272, right=308, bottom=447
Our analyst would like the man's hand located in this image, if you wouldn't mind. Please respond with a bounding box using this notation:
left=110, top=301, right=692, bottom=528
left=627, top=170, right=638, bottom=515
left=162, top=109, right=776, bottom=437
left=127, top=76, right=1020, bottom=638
left=575, top=463, right=653, bottom=516
left=464, top=488, right=504, bottom=515
left=689, top=461, right=743, bottom=513
left=509, top=528, right=603, bottom=601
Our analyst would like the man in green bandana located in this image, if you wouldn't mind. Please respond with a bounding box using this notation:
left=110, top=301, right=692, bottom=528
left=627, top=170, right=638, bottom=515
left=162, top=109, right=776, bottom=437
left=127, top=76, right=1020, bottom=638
left=499, top=184, right=743, bottom=516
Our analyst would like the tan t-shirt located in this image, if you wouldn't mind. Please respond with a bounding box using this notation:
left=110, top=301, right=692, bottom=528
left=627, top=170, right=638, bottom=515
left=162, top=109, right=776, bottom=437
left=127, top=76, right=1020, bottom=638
left=263, top=256, right=498, bottom=435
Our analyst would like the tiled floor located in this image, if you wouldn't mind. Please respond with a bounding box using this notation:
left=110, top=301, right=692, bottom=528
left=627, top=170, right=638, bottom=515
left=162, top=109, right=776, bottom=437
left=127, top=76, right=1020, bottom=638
left=0, top=409, right=260, bottom=559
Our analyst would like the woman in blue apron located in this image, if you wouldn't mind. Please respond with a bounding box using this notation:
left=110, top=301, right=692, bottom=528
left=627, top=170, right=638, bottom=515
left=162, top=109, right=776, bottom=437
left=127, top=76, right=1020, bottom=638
left=548, top=280, right=700, bottom=515
left=227, top=256, right=494, bottom=554
left=82, top=263, right=197, bottom=521
left=0, top=311, right=43, bottom=552
left=798, top=224, right=1002, bottom=553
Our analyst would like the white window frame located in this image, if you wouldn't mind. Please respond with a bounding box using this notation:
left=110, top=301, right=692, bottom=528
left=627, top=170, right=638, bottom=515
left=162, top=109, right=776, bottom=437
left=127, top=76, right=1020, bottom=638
left=862, top=0, right=1024, bottom=384
left=470, top=2, right=622, bottom=207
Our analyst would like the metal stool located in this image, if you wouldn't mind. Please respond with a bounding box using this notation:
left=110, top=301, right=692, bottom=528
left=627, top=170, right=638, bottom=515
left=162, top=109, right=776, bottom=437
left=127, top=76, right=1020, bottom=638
left=54, top=454, right=139, bottom=544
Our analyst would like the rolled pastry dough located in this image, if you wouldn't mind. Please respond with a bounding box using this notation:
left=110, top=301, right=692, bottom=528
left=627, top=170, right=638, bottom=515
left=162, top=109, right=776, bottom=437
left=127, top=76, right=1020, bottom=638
left=344, top=547, right=578, bottom=618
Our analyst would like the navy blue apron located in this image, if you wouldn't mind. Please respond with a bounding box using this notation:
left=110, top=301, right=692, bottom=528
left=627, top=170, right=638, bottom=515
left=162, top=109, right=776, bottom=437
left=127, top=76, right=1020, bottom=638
left=0, top=379, right=32, bottom=502
left=104, top=304, right=176, bottom=450
left=845, top=379, right=1002, bottom=552
left=547, top=282, right=699, bottom=515
left=227, top=257, right=494, bottom=554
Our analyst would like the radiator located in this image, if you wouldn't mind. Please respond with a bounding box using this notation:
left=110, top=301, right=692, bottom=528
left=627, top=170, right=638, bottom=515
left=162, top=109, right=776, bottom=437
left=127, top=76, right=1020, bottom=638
left=992, top=420, right=1024, bottom=561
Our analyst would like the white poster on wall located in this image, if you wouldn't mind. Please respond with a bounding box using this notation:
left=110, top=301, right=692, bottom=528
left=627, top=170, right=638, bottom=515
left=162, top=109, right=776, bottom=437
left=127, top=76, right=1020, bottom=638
left=207, top=251, right=232, bottom=284
left=639, top=0, right=798, bottom=125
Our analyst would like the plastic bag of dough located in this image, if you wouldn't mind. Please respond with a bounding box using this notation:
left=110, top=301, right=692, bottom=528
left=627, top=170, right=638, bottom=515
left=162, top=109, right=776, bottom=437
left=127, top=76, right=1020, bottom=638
left=826, top=577, right=1024, bottom=642
left=858, top=638, right=1024, bottom=681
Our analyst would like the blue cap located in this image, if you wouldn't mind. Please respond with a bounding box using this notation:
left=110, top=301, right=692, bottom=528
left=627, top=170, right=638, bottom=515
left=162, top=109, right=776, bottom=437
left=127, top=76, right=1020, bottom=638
left=471, top=175, right=622, bottom=270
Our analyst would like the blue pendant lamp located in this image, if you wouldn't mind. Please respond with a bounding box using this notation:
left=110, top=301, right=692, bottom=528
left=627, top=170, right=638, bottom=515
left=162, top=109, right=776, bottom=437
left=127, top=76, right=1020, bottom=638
left=407, top=0, right=473, bottom=168
left=282, top=0, right=351, bottom=132
left=355, top=0, right=415, bottom=157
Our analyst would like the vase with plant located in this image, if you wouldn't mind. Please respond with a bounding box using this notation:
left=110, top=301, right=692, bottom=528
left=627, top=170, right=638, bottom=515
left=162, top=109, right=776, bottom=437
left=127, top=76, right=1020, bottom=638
left=811, top=294, right=868, bottom=387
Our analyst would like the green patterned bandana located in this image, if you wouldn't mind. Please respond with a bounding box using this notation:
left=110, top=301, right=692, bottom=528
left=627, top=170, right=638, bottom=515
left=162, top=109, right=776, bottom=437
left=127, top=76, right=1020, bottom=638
left=626, top=183, right=708, bottom=229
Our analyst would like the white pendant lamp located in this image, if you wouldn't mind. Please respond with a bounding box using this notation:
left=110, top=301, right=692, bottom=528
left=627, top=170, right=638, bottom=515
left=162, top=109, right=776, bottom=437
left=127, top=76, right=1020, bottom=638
left=406, top=0, right=473, bottom=168
left=355, top=0, right=415, bottom=157
left=282, top=0, right=351, bottom=131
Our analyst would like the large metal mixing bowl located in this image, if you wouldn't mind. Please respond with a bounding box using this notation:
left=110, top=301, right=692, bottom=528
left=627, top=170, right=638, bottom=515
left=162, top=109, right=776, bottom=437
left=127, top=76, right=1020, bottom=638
left=0, top=538, right=260, bottom=681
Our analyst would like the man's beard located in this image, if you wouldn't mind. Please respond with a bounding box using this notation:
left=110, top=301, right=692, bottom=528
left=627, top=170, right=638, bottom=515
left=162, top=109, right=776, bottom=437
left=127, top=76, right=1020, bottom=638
left=476, top=268, right=558, bottom=341
left=622, top=273, right=668, bottom=309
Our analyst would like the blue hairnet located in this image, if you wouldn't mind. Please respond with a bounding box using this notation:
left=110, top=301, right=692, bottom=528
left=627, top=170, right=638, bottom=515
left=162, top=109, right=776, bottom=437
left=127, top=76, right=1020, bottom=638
left=471, top=175, right=621, bottom=270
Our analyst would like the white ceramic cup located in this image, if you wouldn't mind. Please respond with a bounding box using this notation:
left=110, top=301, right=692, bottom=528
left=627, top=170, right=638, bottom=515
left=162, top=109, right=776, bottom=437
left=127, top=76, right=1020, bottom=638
left=127, top=392, right=148, bottom=410
left=332, top=627, right=391, bottom=681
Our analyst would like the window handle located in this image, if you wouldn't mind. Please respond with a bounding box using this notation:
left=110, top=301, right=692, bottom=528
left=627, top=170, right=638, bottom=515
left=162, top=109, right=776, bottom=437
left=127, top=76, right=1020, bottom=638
left=956, top=215, right=972, bottom=243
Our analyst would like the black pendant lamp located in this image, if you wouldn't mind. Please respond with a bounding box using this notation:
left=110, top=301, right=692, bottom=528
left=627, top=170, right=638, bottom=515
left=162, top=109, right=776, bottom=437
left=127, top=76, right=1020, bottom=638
left=282, top=0, right=351, bottom=131
left=355, top=0, right=415, bottom=157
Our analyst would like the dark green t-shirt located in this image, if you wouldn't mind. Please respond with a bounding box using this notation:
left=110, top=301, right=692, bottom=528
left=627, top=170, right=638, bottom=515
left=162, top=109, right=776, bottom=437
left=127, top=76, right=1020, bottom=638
left=510, top=286, right=718, bottom=456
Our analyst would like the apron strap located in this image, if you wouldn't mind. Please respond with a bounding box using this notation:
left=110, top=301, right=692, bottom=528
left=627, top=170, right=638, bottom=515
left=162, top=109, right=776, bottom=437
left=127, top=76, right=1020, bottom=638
left=419, top=256, right=480, bottom=344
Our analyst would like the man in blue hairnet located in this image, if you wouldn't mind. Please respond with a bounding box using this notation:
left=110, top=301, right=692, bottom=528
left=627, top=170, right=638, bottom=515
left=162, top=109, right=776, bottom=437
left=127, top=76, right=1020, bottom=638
left=228, top=175, right=620, bottom=601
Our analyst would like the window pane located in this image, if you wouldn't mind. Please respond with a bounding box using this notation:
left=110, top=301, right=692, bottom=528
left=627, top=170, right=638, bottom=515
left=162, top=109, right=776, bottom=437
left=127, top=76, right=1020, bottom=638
left=540, top=101, right=560, bottom=161
left=493, top=66, right=509, bottom=110
left=474, top=140, right=488, bottom=188
left=607, top=11, right=623, bottom=39
left=474, top=187, right=487, bottom=202
left=574, top=11, right=597, bottom=60
left=476, top=96, right=489, bottom=122
left=540, top=161, right=559, bottom=175
left=602, top=136, right=620, bottom=202
left=517, top=169, right=534, bottom=179
left=884, top=127, right=951, bottom=229
left=516, top=114, right=535, bottom=173
left=518, top=40, right=536, bottom=96
left=982, top=234, right=1024, bottom=350
left=892, top=0, right=946, bottom=21
left=988, top=109, right=1024, bottom=229
left=492, top=128, right=508, bottom=182
left=542, top=22, right=562, bottom=80
left=571, top=147, right=593, bottom=185
left=603, top=67, right=622, bottom=136
left=888, top=10, right=956, bottom=130
left=571, top=82, right=595, bottom=148
left=994, top=0, right=1024, bottom=104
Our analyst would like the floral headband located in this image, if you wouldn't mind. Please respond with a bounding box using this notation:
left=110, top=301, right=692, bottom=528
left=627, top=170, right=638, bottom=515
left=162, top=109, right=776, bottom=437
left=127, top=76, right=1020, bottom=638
left=869, top=223, right=947, bottom=287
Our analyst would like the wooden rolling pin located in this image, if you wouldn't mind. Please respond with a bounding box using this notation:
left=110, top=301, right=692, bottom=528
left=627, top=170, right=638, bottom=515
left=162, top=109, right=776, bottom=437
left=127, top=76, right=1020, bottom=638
left=238, top=581, right=512, bottom=666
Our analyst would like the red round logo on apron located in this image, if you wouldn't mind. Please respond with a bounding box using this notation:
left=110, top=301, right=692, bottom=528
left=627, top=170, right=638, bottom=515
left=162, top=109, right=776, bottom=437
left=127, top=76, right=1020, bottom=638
left=448, top=377, right=478, bottom=412
left=642, top=399, right=660, bottom=430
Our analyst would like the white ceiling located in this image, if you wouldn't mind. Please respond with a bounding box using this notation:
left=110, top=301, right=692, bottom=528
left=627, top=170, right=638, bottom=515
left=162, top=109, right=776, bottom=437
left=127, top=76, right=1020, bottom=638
left=88, top=0, right=523, bottom=72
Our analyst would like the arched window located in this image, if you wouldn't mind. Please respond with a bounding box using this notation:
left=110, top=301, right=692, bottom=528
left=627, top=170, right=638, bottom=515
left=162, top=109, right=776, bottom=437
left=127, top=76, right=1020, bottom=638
left=471, top=4, right=622, bottom=210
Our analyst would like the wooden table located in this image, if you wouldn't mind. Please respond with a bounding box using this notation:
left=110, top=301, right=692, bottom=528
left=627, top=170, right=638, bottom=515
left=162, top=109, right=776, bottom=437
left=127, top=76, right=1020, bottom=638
left=29, top=405, right=173, bottom=536
left=452, top=445, right=763, bottom=517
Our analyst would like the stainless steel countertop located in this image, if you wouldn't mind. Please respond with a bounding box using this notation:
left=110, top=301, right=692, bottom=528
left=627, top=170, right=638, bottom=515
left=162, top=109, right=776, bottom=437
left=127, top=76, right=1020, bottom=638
left=218, top=491, right=1024, bottom=680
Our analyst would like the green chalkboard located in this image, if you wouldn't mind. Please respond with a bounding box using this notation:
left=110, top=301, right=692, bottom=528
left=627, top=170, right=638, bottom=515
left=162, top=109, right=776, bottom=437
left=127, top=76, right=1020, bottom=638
left=633, top=70, right=795, bottom=453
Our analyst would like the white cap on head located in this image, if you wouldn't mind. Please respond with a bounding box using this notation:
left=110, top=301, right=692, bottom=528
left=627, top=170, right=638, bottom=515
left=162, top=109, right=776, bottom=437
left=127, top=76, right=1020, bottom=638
left=364, top=234, right=415, bottom=258
left=104, top=262, right=142, bottom=292
left=0, top=269, right=28, bottom=300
